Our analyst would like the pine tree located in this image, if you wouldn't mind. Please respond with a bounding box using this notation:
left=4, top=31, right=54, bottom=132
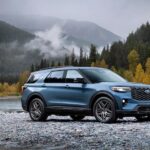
left=64, top=54, right=69, bottom=66
left=51, top=61, right=55, bottom=67
left=30, top=64, right=35, bottom=72
left=71, top=48, right=75, bottom=66
left=89, top=44, right=97, bottom=64
left=74, top=59, right=78, bottom=66
left=40, top=59, right=44, bottom=69
left=79, top=47, right=83, bottom=66
left=83, top=52, right=88, bottom=66
left=57, top=61, right=61, bottom=66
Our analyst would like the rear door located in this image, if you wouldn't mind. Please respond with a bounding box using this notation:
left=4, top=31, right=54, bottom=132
left=42, top=70, right=67, bottom=106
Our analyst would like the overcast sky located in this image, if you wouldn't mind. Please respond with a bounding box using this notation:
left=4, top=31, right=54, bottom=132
left=0, top=0, right=150, bottom=38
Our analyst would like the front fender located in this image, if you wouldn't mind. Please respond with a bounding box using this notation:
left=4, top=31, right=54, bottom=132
left=89, top=90, right=119, bottom=109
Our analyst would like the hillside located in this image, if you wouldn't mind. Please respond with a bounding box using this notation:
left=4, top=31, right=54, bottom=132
left=0, top=15, right=121, bottom=47
left=0, top=20, right=35, bottom=43
left=100, top=22, right=150, bottom=69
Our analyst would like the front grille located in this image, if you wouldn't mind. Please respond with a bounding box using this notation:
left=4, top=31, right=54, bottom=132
left=131, top=87, right=150, bottom=100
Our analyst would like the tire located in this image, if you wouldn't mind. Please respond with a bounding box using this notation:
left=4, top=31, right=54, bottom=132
left=70, top=115, right=85, bottom=121
left=135, top=115, right=150, bottom=122
left=93, top=97, right=116, bottom=123
left=29, top=98, right=48, bottom=121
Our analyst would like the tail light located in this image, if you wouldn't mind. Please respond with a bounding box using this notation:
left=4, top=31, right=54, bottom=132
left=21, top=86, right=27, bottom=95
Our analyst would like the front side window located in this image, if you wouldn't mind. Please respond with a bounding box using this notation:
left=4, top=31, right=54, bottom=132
left=45, top=70, right=65, bottom=83
left=66, top=70, right=84, bottom=83
left=81, top=69, right=126, bottom=83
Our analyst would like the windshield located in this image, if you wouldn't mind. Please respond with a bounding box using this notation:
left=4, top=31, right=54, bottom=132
left=81, top=68, right=127, bottom=83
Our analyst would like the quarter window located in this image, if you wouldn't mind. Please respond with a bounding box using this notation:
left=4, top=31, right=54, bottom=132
left=45, top=70, right=65, bottom=83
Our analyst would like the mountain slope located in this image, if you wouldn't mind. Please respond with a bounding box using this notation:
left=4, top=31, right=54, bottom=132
left=0, top=20, right=35, bottom=43
left=0, top=15, right=121, bottom=46
left=62, top=19, right=121, bottom=46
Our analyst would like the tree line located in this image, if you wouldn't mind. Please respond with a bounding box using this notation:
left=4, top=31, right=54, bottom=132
left=30, top=22, right=150, bottom=85
left=1, top=22, right=150, bottom=96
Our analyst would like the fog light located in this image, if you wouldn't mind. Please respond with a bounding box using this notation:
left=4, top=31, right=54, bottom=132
left=122, top=99, right=126, bottom=103
left=122, top=99, right=128, bottom=105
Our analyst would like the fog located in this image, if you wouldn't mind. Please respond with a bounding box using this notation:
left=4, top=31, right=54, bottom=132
left=0, top=0, right=150, bottom=37
left=24, top=25, right=84, bottom=57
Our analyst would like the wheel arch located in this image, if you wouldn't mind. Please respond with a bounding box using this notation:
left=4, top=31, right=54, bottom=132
left=89, top=91, right=118, bottom=111
left=26, top=92, right=47, bottom=111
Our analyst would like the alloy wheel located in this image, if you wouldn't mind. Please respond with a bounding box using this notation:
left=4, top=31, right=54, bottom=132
left=29, top=98, right=48, bottom=121
left=93, top=97, right=116, bottom=123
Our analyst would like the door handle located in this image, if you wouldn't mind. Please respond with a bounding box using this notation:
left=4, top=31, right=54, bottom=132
left=65, top=85, right=70, bottom=88
left=41, top=84, right=46, bottom=87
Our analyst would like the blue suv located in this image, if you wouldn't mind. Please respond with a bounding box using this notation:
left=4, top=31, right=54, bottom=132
left=21, top=67, right=150, bottom=123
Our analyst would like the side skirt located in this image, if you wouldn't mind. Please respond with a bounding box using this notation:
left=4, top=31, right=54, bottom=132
left=45, top=106, right=92, bottom=115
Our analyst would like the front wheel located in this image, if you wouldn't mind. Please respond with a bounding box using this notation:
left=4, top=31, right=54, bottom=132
left=93, top=97, right=117, bottom=123
left=29, top=98, right=48, bottom=121
left=70, top=115, right=85, bottom=121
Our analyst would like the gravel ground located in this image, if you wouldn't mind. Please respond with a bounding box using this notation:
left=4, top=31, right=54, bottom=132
left=0, top=112, right=150, bottom=150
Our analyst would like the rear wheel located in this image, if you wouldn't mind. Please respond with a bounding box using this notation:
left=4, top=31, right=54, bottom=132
left=29, top=98, right=48, bottom=121
left=93, top=97, right=116, bottom=123
left=70, top=115, right=85, bottom=121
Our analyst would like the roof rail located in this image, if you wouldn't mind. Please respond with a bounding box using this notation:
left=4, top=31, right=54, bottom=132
left=39, top=66, right=74, bottom=71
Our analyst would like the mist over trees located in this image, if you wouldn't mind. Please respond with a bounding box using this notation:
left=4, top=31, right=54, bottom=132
left=1, top=22, right=150, bottom=86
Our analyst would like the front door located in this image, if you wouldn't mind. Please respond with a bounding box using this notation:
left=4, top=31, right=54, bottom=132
left=63, top=69, right=94, bottom=108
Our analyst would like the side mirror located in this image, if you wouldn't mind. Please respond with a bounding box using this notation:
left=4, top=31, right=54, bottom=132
left=75, top=78, right=87, bottom=84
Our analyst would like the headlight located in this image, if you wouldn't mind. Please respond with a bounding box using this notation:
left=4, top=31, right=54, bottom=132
left=111, top=86, right=131, bottom=92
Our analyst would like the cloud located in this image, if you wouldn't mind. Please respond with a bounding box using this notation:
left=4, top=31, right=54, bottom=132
left=24, top=25, right=81, bottom=58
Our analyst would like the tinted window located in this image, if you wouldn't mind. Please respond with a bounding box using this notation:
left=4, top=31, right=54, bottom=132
left=81, top=69, right=126, bottom=83
left=27, top=72, right=45, bottom=83
left=45, top=70, right=65, bottom=83
left=66, top=70, right=83, bottom=83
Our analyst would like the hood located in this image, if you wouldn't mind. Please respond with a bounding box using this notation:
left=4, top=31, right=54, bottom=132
left=98, top=81, right=150, bottom=88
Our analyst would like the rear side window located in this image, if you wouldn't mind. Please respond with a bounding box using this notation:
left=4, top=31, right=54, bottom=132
left=45, top=70, right=65, bottom=83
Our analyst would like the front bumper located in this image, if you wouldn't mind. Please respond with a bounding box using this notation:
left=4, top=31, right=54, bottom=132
left=117, top=105, right=150, bottom=116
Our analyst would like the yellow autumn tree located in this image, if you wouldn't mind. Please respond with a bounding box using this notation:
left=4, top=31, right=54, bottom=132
left=123, top=70, right=134, bottom=82
left=91, top=62, right=95, bottom=67
left=91, top=59, right=108, bottom=68
left=145, top=57, right=150, bottom=74
left=0, top=83, right=3, bottom=92
left=111, top=66, right=117, bottom=73
left=134, top=63, right=145, bottom=83
left=143, top=58, right=150, bottom=84
left=18, top=71, right=30, bottom=92
left=143, top=74, right=150, bottom=84
left=128, top=49, right=139, bottom=74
